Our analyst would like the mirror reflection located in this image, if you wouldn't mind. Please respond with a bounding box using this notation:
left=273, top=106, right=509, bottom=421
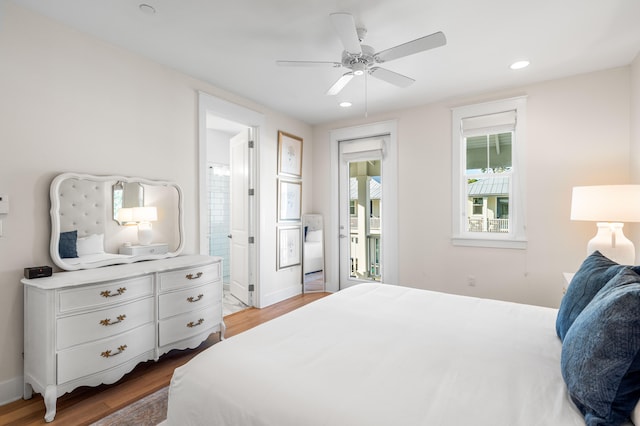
left=50, top=172, right=184, bottom=271
left=302, top=214, right=324, bottom=292
left=113, top=181, right=144, bottom=224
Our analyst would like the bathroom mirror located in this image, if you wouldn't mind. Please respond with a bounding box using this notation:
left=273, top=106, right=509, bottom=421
left=112, top=181, right=144, bottom=224
left=50, top=172, right=184, bottom=271
left=302, top=214, right=325, bottom=292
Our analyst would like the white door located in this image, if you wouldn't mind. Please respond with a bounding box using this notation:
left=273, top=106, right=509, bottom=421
left=339, top=138, right=385, bottom=289
left=229, top=129, right=252, bottom=305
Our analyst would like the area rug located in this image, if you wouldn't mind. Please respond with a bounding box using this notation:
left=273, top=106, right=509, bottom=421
left=90, top=386, right=168, bottom=426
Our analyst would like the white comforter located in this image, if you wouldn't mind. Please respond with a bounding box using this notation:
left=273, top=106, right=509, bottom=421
left=166, top=283, right=585, bottom=425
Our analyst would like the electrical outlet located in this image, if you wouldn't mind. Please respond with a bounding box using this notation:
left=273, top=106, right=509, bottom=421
left=467, top=275, right=476, bottom=287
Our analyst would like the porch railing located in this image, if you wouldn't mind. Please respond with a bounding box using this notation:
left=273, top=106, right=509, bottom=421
left=468, top=218, right=509, bottom=233
left=350, top=217, right=381, bottom=230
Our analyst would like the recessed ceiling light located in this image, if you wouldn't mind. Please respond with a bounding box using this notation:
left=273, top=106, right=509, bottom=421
left=339, top=101, right=352, bottom=108
left=510, top=60, right=530, bottom=70
left=139, top=4, right=156, bottom=15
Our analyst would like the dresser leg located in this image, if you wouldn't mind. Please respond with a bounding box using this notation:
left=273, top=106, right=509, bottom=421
left=220, top=320, right=226, bottom=340
left=43, top=385, right=57, bottom=422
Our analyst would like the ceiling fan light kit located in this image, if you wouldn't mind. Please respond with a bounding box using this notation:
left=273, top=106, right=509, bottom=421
left=277, top=12, right=447, bottom=97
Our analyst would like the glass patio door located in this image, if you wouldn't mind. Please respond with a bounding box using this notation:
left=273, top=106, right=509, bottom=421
left=339, top=139, right=384, bottom=289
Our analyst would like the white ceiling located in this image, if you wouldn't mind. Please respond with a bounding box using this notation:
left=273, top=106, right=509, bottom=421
left=10, top=0, right=640, bottom=125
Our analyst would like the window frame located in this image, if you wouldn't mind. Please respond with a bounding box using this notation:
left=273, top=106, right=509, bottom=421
left=451, top=96, right=527, bottom=249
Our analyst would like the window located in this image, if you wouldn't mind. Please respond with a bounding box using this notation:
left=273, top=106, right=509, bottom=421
left=451, top=97, right=527, bottom=249
left=472, top=197, right=483, bottom=215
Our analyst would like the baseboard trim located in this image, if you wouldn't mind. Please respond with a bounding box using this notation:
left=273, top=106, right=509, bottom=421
left=260, top=284, right=301, bottom=308
left=0, top=376, right=24, bottom=406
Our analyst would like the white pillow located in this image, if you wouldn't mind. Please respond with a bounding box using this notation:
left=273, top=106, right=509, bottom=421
left=306, top=230, right=322, bottom=242
left=76, top=233, right=105, bottom=256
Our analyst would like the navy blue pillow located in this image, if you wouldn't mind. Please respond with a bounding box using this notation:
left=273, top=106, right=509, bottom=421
left=59, top=230, right=78, bottom=258
left=556, top=251, right=625, bottom=341
left=561, top=267, right=640, bottom=426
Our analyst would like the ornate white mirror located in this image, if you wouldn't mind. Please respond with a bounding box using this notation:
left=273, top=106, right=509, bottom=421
left=302, top=214, right=325, bottom=292
left=50, top=172, right=184, bottom=270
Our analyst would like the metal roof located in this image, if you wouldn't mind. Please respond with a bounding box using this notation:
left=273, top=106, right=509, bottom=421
left=350, top=177, right=381, bottom=200
left=467, top=176, right=509, bottom=196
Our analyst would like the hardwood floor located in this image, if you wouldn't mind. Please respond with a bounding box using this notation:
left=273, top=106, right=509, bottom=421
left=0, top=292, right=330, bottom=426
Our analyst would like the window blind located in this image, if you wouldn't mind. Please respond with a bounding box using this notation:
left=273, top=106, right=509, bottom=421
left=462, top=110, right=516, bottom=137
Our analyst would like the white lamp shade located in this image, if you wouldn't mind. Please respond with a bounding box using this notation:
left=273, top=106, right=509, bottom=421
left=571, top=185, right=640, bottom=222
left=116, top=207, right=134, bottom=223
left=132, top=206, right=157, bottom=223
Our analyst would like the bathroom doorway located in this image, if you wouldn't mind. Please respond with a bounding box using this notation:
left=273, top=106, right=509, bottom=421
left=198, top=92, right=264, bottom=310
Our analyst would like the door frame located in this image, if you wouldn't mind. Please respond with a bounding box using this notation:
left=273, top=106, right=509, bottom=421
left=329, top=120, right=399, bottom=292
left=198, top=91, right=265, bottom=306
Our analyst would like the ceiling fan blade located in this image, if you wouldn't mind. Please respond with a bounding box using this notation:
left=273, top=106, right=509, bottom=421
left=276, top=60, right=342, bottom=68
left=326, top=72, right=354, bottom=95
left=374, top=31, right=446, bottom=63
left=369, top=67, right=415, bottom=88
left=330, top=12, right=362, bottom=55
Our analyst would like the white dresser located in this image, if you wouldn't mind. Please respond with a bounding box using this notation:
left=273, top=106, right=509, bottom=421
left=22, top=255, right=224, bottom=422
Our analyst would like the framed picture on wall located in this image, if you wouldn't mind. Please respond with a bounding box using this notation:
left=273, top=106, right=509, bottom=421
left=277, top=226, right=301, bottom=269
left=277, top=131, right=303, bottom=178
left=278, top=179, right=302, bottom=221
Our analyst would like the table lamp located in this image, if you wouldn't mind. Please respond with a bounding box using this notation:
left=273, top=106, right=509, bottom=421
left=570, top=185, right=640, bottom=265
left=132, top=206, right=157, bottom=245
left=116, top=207, right=134, bottom=224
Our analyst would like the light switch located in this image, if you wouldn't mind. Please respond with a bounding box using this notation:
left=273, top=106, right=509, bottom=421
left=0, top=195, right=8, bottom=214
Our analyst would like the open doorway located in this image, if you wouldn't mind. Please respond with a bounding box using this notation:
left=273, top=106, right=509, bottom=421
left=198, top=92, right=265, bottom=311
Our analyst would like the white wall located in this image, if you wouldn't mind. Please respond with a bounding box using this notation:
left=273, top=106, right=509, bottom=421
left=257, top=116, right=313, bottom=306
left=630, top=53, right=640, bottom=246
left=0, top=2, right=311, bottom=401
left=631, top=53, right=640, bottom=183
left=313, top=66, right=632, bottom=309
left=207, top=129, right=232, bottom=166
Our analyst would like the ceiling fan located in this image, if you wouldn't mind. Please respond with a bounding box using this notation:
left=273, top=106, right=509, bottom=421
left=276, top=12, right=447, bottom=96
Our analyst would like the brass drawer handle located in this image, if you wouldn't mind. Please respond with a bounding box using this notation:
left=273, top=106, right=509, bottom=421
left=186, top=272, right=203, bottom=280
left=101, top=344, right=127, bottom=358
left=186, top=318, right=204, bottom=328
left=99, top=314, right=126, bottom=326
left=187, top=294, right=204, bottom=303
left=100, top=287, right=126, bottom=298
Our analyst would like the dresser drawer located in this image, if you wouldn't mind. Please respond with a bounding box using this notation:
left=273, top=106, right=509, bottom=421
left=58, top=275, right=153, bottom=314
left=158, top=281, right=222, bottom=320
left=158, top=303, right=221, bottom=347
left=57, top=323, right=155, bottom=385
left=57, top=297, right=154, bottom=350
left=158, top=262, right=220, bottom=292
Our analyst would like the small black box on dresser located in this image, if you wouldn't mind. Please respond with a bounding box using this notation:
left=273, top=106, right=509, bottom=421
left=24, top=266, right=52, bottom=279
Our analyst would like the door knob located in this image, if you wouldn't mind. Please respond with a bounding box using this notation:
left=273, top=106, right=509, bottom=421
left=227, top=234, right=232, bottom=239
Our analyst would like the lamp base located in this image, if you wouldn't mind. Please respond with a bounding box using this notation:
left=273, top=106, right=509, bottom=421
left=137, top=222, right=153, bottom=246
left=587, top=222, right=635, bottom=265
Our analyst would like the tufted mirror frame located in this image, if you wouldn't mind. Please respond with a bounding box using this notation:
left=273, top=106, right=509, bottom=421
left=50, top=172, right=185, bottom=271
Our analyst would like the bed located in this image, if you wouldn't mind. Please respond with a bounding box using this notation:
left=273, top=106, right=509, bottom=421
left=164, top=252, right=640, bottom=425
